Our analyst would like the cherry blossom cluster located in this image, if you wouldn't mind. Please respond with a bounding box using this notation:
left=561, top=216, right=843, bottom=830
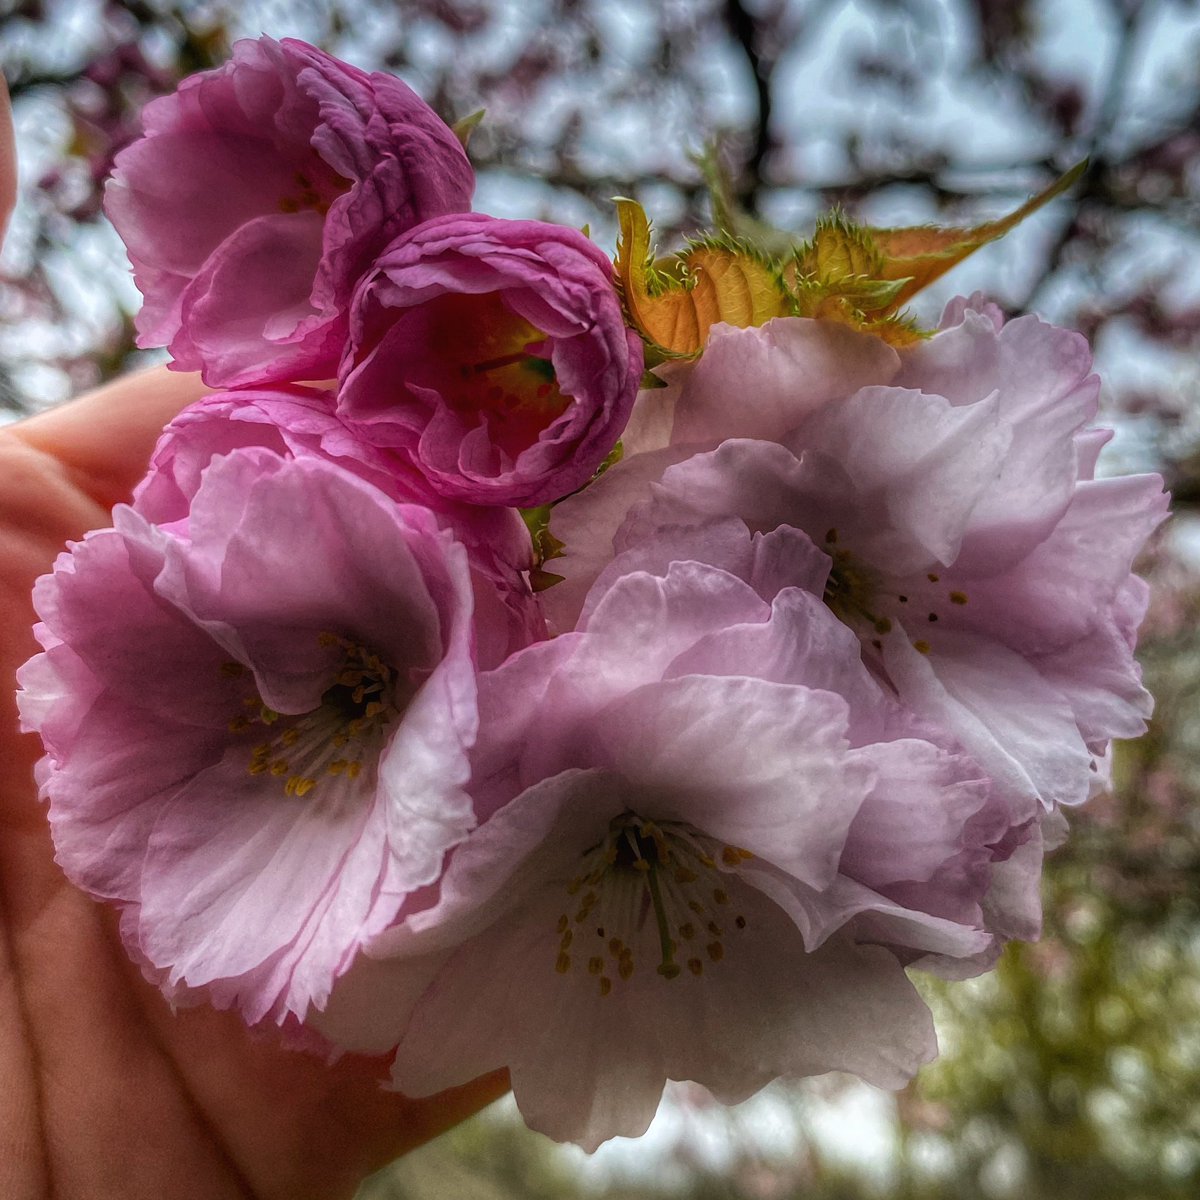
left=17, top=37, right=1167, bottom=1150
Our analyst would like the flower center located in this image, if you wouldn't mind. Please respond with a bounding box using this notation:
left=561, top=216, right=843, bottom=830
left=553, top=813, right=752, bottom=996
left=278, top=166, right=350, bottom=216
left=822, top=529, right=970, bottom=657
left=822, top=531, right=891, bottom=634
left=222, top=634, right=398, bottom=797
left=414, top=292, right=571, bottom=457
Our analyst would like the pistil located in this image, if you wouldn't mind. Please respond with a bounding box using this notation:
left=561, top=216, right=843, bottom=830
left=220, top=633, right=398, bottom=798
left=554, top=814, right=753, bottom=995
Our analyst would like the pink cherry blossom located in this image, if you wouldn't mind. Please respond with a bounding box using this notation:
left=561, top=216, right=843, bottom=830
left=337, top=212, right=644, bottom=507
left=620, top=316, right=901, bottom=456
left=549, top=300, right=1168, bottom=820
left=133, top=385, right=545, bottom=667
left=17, top=449, right=483, bottom=1025
left=312, top=521, right=1026, bottom=1149
left=106, top=36, right=473, bottom=387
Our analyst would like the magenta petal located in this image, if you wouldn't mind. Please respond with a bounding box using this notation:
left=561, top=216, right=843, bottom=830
left=150, top=450, right=450, bottom=712
left=176, top=211, right=333, bottom=385
left=107, top=36, right=473, bottom=386
left=133, top=387, right=544, bottom=667
left=338, top=213, right=642, bottom=507
left=30, top=526, right=232, bottom=727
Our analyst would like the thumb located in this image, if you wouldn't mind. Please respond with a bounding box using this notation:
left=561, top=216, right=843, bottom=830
left=12, top=365, right=209, bottom=510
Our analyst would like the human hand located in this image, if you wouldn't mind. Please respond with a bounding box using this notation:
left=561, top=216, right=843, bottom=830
left=0, top=370, right=507, bottom=1200
left=0, top=80, right=505, bottom=1200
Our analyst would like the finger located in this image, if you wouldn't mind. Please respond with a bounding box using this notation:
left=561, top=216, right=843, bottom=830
left=0, top=76, right=15, bottom=246
left=12, top=365, right=209, bottom=510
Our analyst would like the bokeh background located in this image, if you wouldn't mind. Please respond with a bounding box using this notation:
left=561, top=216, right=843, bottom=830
left=2, top=1, right=1198, bottom=1196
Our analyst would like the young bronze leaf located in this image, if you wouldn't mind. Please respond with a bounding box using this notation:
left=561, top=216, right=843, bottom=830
left=867, top=161, right=1086, bottom=307
left=614, top=199, right=789, bottom=357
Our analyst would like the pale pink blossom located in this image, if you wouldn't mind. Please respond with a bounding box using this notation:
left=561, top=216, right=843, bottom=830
left=548, top=301, right=1168, bottom=817
left=106, top=36, right=473, bottom=387
left=313, top=521, right=1023, bottom=1149
left=338, top=212, right=643, bottom=507
left=620, top=316, right=900, bottom=456
left=18, top=450, right=482, bottom=1025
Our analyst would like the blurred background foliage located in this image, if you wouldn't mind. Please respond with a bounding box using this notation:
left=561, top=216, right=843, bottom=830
left=1, top=1, right=1198, bottom=1196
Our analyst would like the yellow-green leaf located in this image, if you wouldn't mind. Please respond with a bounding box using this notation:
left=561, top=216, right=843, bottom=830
left=868, top=161, right=1086, bottom=307
left=614, top=199, right=790, bottom=358
left=794, top=213, right=883, bottom=282
left=451, top=108, right=485, bottom=149
left=794, top=273, right=910, bottom=315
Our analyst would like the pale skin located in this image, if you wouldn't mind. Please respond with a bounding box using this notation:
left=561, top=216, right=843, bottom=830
left=0, top=83, right=505, bottom=1200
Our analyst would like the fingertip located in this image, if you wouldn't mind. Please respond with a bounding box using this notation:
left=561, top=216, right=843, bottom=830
left=356, top=1067, right=512, bottom=1177
left=12, top=366, right=209, bottom=510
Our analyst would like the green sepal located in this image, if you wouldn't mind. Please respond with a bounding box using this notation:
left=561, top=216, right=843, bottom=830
left=530, top=568, right=565, bottom=593
left=451, top=109, right=485, bottom=149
